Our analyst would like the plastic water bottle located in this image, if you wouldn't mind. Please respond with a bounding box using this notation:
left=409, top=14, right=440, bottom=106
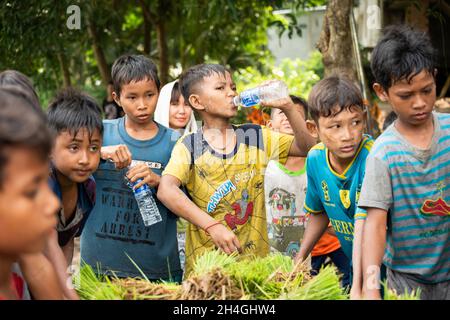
left=233, top=80, right=289, bottom=108
left=128, top=178, right=162, bottom=227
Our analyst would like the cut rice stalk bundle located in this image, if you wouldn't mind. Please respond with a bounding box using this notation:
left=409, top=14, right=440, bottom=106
left=383, top=283, right=421, bottom=300
left=279, top=265, right=348, bottom=300
left=180, top=268, right=245, bottom=300
left=76, top=264, right=125, bottom=300
left=225, top=253, right=311, bottom=300
left=113, top=278, right=181, bottom=300
left=192, top=249, right=238, bottom=276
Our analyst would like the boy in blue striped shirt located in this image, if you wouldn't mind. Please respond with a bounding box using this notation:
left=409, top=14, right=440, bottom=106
left=359, top=25, right=450, bottom=300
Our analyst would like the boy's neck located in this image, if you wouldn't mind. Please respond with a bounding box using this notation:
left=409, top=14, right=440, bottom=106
left=124, top=116, right=159, bottom=140
left=202, top=116, right=232, bottom=134
left=55, top=170, right=77, bottom=190
left=284, top=156, right=305, bottom=172
left=395, top=116, right=434, bottom=149
left=328, top=151, right=354, bottom=175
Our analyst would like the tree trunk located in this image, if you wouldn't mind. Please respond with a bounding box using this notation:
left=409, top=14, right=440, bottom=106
left=57, top=52, right=71, bottom=87
left=87, top=19, right=111, bottom=85
left=317, top=0, right=357, bottom=81
left=156, top=0, right=169, bottom=85
left=140, top=0, right=152, bottom=55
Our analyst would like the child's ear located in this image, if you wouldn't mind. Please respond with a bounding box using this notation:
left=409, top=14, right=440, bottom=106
left=373, top=83, right=388, bottom=102
left=266, top=119, right=273, bottom=128
left=306, top=120, right=319, bottom=140
left=188, top=94, right=205, bottom=111
left=112, top=91, right=121, bottom=106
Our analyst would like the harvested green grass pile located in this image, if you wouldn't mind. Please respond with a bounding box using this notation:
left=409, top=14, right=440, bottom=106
left=75, top=250, right=347, bottom=300
left=383, top=283, right=421, bottom=300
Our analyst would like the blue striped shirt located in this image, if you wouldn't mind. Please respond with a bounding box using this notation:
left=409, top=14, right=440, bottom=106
left=358, top=112, right=450, bottom=283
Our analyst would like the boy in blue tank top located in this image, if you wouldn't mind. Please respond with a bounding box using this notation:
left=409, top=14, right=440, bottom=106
left=295, top=76, right=373, bottom=299
left=80, top=55, right=182, bottom=282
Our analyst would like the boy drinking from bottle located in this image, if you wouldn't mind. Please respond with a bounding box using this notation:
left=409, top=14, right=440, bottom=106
left=158, top=64, right=316, bottom=277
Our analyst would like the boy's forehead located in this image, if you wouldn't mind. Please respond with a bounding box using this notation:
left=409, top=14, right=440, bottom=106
left=204, top=72, right=226, bottom=83
left=121, top=77, right=158, bottom=91
left=59, top=128, right=102, bottom=141
left=389, top=69, right=435, bottom=90
left=320, top=105, right=364, bottom=121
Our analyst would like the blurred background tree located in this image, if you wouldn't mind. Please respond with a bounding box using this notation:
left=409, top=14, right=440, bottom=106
left=0, top=0, right=325, bottom=109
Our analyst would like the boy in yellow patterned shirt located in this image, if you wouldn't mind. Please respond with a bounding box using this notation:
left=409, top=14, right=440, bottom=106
left=158, top=64, right=315, bottom=276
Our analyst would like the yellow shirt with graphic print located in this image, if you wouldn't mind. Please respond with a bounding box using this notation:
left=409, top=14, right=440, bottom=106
left=162, top=124, right=294, bottom=277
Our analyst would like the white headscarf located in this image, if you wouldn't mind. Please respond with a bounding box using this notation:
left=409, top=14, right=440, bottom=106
left=154, top=80, right=198, bottom=134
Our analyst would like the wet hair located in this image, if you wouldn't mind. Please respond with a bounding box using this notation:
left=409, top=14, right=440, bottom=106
left=270, top=94, right=309, bottom=119
left=0, top=88, right=52, bottom=187
left=170, top=81, right=182, bottom=105
left=111, top=54, right=160, bottom=96
left=179, top=64, right=227, bottom=106
left=383, top=111, right=398, bottom=131
left=371, top=25, right=436, bottom=90
left=47, top=87, right=103, bottom=139
left=308, top=76, right=364, bottom=123
left=0, top=70, right=41, bottom=111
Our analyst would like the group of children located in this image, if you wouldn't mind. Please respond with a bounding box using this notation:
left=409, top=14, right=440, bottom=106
left=0, top=24, right=448, bottom=300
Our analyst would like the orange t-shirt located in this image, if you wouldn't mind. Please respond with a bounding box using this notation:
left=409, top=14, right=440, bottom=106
left=311, top=227, right=341, bottom=257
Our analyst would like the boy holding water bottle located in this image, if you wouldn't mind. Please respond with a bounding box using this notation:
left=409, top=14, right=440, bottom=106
left=158, top=64, right=316, bottom=277
left=80, top=55, right=182, bottom=282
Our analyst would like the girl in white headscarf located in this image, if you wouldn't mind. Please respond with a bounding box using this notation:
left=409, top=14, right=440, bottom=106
left=154, top=80, right=198, bottom=134
left=154, top=80, right=197, bottom=273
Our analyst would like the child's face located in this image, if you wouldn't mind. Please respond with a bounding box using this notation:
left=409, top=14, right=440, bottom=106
left=269, top=106, right=306, bottom=135
left=51, top=128, right=102, bottom=184
left=374, top=70, right=436, bottom=127
left=195, top=72, right=238, bottom=119
left=169, top=94, right=192, bottom=129
left=0, top=148, right=59, bottom=256
left=315, top=106, right=366, bottom=161
left=114, top=78, right=159, bottom=125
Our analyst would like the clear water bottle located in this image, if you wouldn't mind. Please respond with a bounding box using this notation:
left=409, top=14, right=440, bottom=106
left=233, top=80, right=289, bottom=108
left=127, top=178, right=162, bottom=227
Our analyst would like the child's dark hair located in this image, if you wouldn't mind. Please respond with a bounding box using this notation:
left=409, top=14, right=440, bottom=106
left=111, top=54, right=160, bottom=96
left=270, top=95, right=309, bottom=119
left=47, top=88, right=103, bottom=139
left=308, top=76, right=364, bottom=123
left=383, top=111, right=398, bottom=131
left=170, top=81, right=182, bottom=105
left=0, top=88, right=52, bottom=186
left=371, top=25, right=436, bottom=90
left=179, top=64, right=227, bottom=106
left=0, top=70, right=41, bottom=111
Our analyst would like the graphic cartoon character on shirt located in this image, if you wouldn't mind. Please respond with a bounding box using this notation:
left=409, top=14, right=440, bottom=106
left=420, top=182, right=450, bottom=217
left=224, top=189, right=253, bottom=230
left=267, top=188, right=296, bottom=240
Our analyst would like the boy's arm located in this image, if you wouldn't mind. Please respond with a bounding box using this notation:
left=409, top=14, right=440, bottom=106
left=261, top=98, right=316, bottom=157
left=158, top=174, right=241, bottom=254
left=44, top=230, right=79, bottom=300
left=61, top=238, right=74, bottom=267
left=295, top=213, right=329, bottom=263
left=362, top=208, right=387, bottom=300
left=18, top=253, right=64, bottom=300
left=350, top=218, right=365, bottom=300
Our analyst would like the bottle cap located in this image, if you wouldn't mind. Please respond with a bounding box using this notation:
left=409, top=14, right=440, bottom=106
left=233, top=96, right=240, bottom=107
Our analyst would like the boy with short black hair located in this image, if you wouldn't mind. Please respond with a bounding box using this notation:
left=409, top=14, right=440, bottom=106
left=158, top=64, right=316, bottom=277
left=45, top=88, right=103, bottom=299
left=0, top=88, right=60, bottom=299
left=294, top=76, right=373, bottom=298
left=359, top=25, right=450, bottom=300
left=80, top=54, right=182, bottom=282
